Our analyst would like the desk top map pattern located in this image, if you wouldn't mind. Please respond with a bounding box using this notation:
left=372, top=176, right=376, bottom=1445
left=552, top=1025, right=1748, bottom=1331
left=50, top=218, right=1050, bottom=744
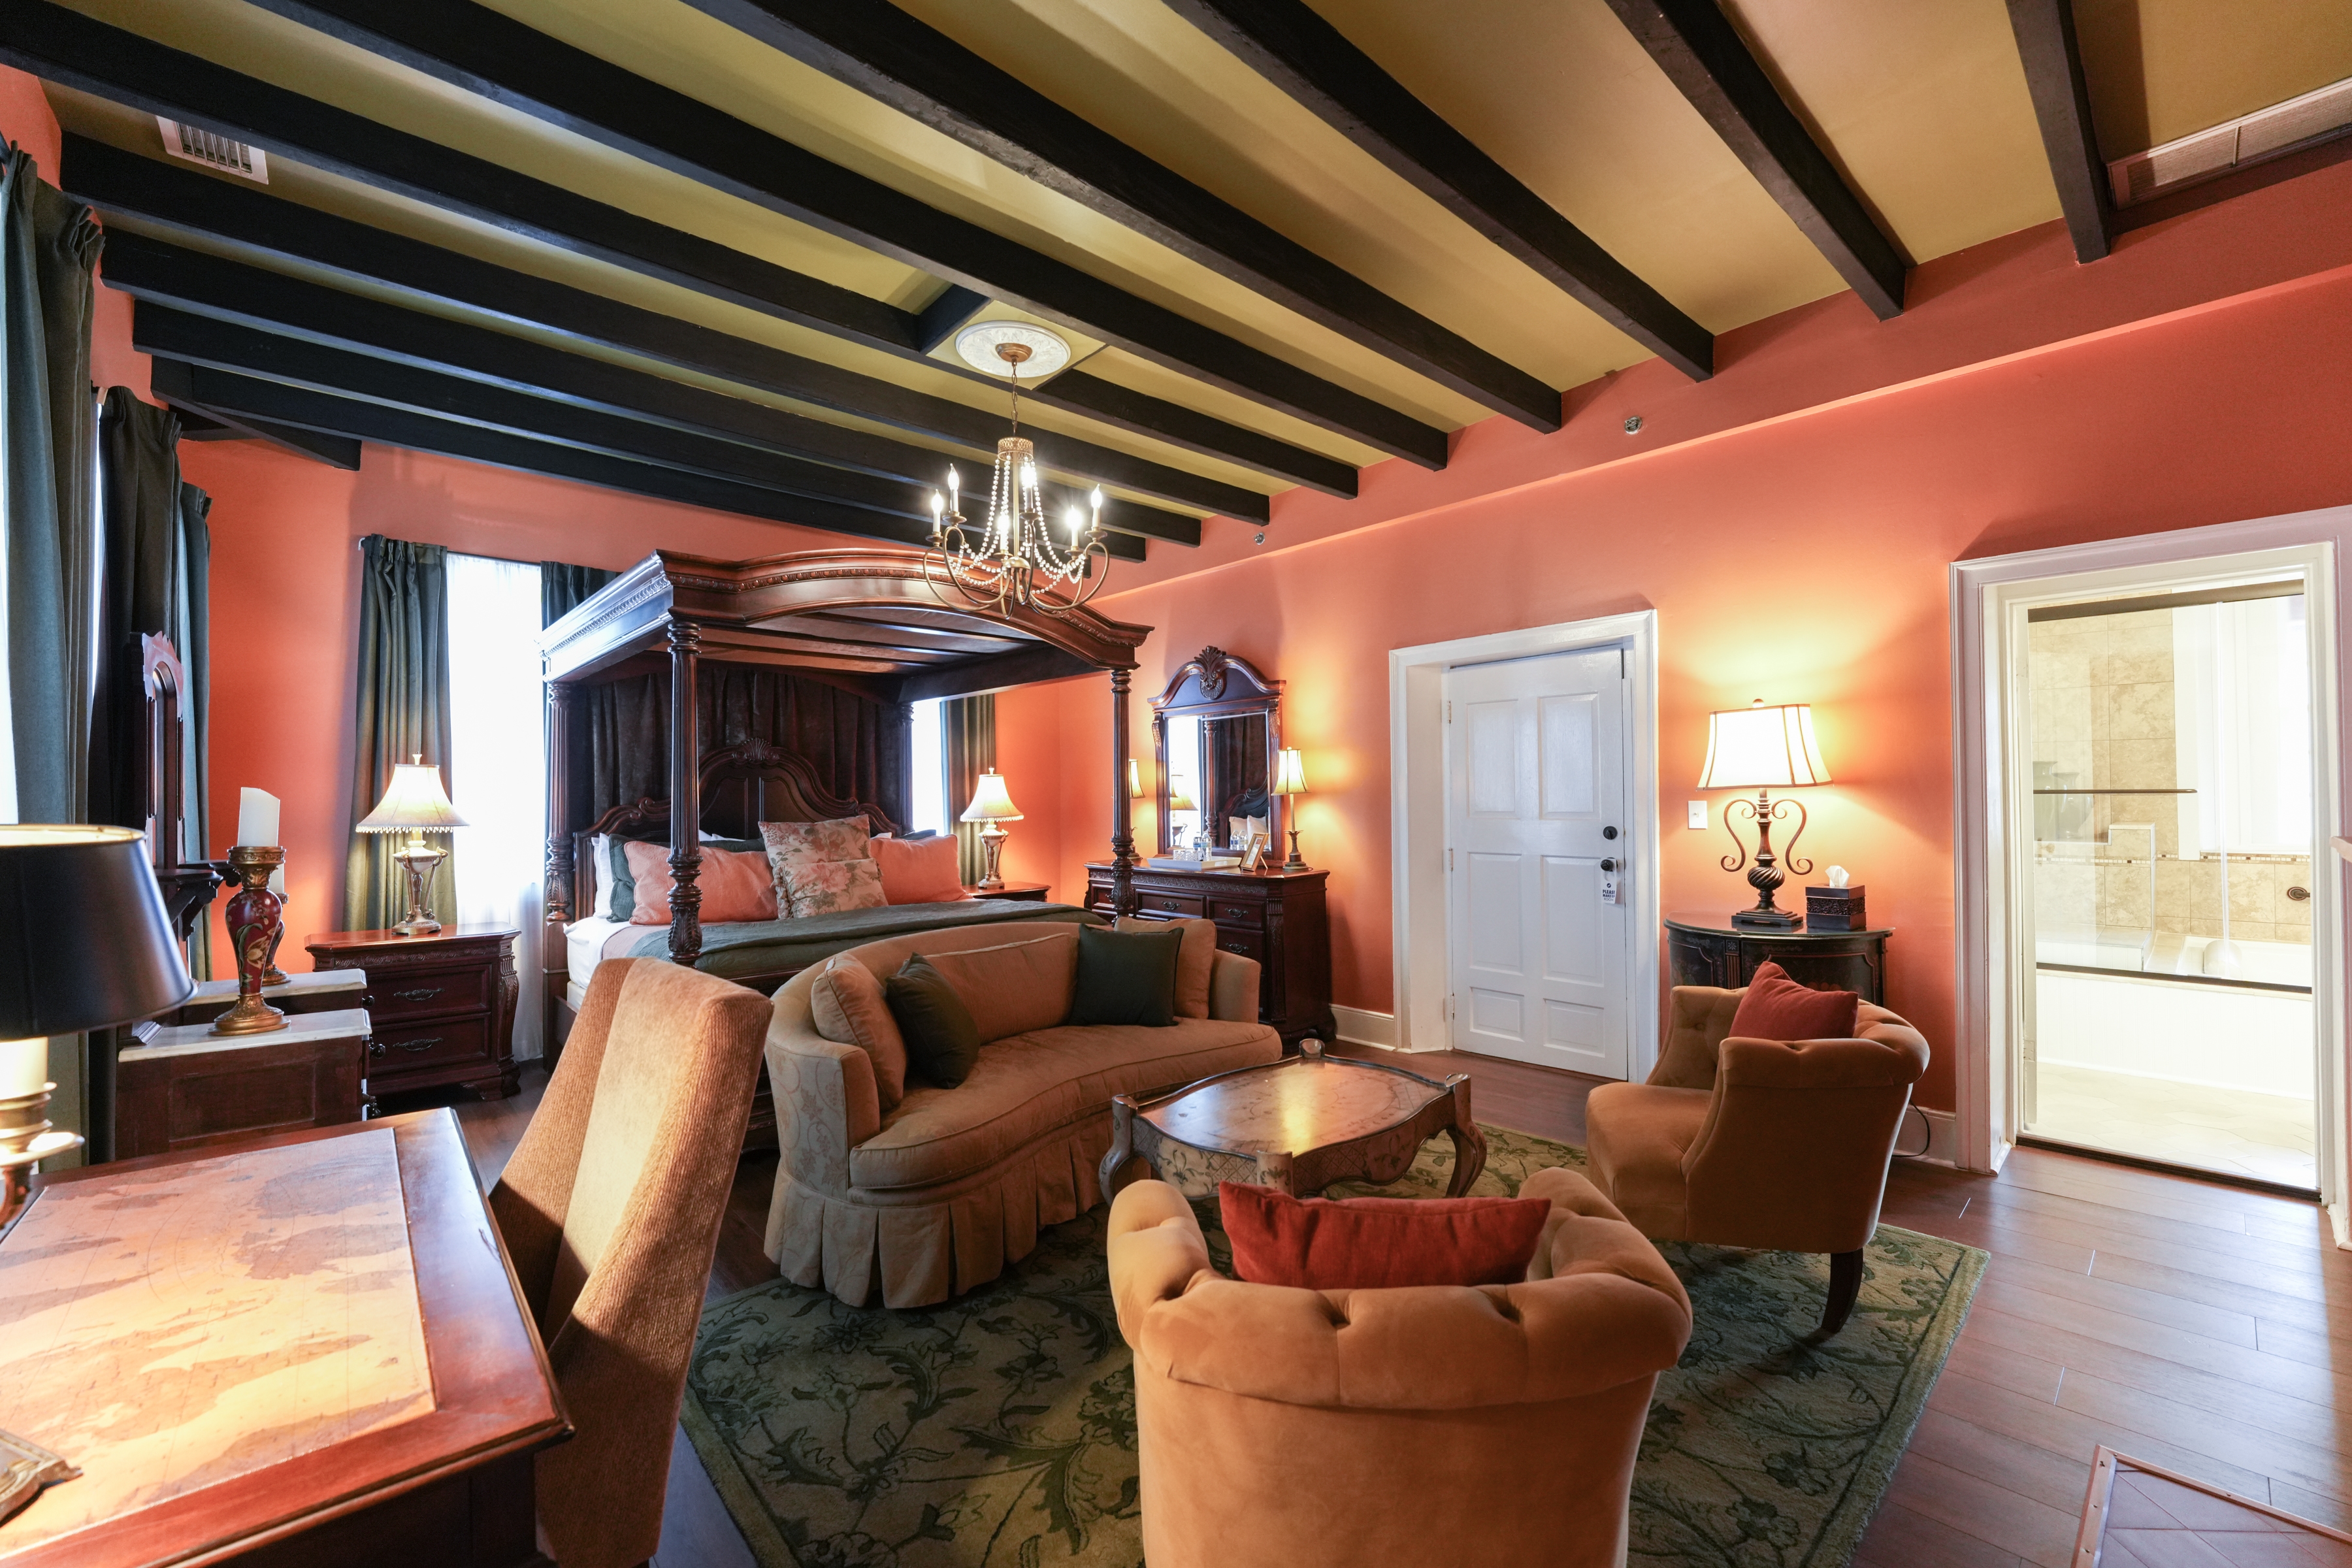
left=0, top=1128, right=435, bottom=1556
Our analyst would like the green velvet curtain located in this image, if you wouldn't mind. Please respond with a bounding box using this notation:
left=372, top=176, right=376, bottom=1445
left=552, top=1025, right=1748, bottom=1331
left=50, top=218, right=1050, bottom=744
left=943, top=693, right=995, bottom=885
left=92, top=389, right=180, bottom=828
left=0, top=146, right=101, bottom=824
left=540, top=560, right=614, bottom=629
left=0, top=145, right=101, bottom=1162
left=346, top=536, right=456, bottom=932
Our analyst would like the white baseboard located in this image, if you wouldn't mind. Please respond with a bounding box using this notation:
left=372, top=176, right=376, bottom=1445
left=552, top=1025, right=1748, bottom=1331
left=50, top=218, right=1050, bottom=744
left=1896, top=1106, right=1963, bottom=1168
left=1331, top=1004, right=1399, bottom=1050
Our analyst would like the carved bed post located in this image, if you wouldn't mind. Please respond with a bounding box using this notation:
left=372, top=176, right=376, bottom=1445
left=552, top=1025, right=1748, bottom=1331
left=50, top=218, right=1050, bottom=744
left=668, top=621, right=705, bottom=965
left=1110, top=666, right=1137, bottom=915
left=544, top=680, right=578, bottom=1047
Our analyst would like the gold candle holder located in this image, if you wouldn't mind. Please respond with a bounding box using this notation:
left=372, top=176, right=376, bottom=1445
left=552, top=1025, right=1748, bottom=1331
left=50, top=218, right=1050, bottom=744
left=214, top=845, right=289, bottom=1037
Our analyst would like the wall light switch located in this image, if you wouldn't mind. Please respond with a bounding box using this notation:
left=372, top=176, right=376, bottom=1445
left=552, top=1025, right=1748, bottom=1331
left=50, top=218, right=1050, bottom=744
left=1688, top=800, right=1708, bottom=830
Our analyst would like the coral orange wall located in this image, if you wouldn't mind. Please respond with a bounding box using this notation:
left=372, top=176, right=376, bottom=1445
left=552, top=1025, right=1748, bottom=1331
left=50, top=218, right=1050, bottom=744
left=178, top=440, right=862, bottom=968
left=1019, top=248, right=2352, bottom=1115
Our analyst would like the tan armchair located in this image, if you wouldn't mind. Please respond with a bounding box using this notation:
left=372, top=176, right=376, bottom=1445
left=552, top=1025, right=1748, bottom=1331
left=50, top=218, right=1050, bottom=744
left=489, top=958, right=772, bottom=1568
left=1107, top=1170, right=1692, bottom=1568
left=1585, top=984, right=1931, bottom=1335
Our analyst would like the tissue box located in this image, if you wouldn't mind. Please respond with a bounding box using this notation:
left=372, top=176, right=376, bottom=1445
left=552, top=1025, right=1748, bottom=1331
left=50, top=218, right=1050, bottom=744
left=1805, top=885, right=1866, bottom=931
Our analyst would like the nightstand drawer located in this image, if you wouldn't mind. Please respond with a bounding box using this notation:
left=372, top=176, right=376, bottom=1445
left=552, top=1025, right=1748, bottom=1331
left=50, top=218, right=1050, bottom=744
left=366, top=964, right=493, bottom=1022
left=370, top=1016, right=491, bottom=1073
left=1137, top=890, right=1207, bottom=919
left=1213, top=927, right=1265, bottom=961
left=1211, top=899, right=1264, bottom=928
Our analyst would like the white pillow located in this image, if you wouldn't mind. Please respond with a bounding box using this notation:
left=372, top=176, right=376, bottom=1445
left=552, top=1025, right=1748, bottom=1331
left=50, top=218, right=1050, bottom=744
left=1228, top=814, right=1267, bottom=847
left=583, top=834, right=610, bottom=923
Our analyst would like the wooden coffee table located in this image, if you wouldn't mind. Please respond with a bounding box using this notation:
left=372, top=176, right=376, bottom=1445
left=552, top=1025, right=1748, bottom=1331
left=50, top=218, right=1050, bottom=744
left=1099, top=1044, right=1486, bottom=1199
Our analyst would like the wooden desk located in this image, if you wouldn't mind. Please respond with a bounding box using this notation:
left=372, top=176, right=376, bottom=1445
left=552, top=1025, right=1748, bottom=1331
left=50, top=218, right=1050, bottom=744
left=0, top=1111, right=568, bottom=1567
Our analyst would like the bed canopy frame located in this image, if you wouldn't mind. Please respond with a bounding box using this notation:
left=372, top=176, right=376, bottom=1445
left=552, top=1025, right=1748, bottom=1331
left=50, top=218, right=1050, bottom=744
left=539, top=546, right=1151, bottom=989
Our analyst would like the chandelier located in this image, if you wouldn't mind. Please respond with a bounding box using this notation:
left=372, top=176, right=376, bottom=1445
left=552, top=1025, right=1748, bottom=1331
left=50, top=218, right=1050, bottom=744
left=927, top=325, right=1109, bottom=617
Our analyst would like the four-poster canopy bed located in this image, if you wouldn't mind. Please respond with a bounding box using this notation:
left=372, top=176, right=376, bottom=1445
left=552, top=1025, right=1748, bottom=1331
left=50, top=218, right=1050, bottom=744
left=539, top=547, right=1151, bottom=1137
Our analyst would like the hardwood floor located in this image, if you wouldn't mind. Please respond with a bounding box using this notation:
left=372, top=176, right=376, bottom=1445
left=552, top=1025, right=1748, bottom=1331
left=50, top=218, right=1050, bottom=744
left=455, top=1050, right=2352, bottom=1567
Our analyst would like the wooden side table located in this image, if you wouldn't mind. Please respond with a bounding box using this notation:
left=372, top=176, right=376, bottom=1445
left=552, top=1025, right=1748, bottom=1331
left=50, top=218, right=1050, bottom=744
left=972, top=881, right=1051, bottom=901
left=117, top=1008, right=372, bottom=1158
left=307, top=926, right=521, bottom=1101
left=1664, top=911, right=1894, bottom=1004
left=160, top=969, right=367, bottom=1026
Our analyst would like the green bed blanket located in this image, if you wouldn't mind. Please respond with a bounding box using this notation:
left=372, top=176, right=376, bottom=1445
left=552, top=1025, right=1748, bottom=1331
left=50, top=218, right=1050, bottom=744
left=625, top=898, right=1100, bottom=987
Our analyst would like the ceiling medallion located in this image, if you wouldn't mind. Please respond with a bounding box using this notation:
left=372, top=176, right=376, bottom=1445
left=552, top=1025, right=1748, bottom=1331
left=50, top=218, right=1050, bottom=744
left=929, top=330, right=1107, bottom=618
left=953, top=320, right=1073, bottom=379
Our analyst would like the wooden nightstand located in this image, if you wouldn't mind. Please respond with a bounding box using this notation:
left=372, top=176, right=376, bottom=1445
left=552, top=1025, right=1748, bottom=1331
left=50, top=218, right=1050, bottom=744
left=307, top=925, right=521, bottom=1101
left=973, top=881, right=1053, bottom=901
left=117, top=1008, right=372, bottom=1158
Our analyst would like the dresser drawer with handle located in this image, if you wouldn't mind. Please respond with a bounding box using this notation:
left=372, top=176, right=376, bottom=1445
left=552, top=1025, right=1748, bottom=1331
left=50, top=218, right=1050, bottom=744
left=1213, top=926, right=1266, bottom=962
left=1211, top=898, right=1264, bottom=929
left=363, top=964, right=493, bottom=1022
left=368, top=1016, right=492, bottom=1074
left=1135, top=890, right=1207, bottom=919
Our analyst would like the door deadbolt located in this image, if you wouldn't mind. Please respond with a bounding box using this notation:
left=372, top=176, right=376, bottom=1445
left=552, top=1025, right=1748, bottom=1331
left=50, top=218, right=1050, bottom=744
left=1602, top=825, right=1618, bottom=840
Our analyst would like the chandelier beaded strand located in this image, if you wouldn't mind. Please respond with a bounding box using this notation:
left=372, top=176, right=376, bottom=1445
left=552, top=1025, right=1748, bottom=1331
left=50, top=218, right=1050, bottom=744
left=926, top=340, right=1110, bottom=616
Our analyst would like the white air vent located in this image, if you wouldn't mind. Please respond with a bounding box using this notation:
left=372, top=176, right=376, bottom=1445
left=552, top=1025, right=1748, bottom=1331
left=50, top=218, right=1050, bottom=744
left=157, top=117, right=269, bottom=184
left=2109, top=76, right=2352, bottom=206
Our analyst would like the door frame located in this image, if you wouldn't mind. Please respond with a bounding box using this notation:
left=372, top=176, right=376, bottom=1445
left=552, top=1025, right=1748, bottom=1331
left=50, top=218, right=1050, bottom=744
left=1952, top=508, right=2347, bottom=1231
left=1390, top=612, right=1660, bottom=1071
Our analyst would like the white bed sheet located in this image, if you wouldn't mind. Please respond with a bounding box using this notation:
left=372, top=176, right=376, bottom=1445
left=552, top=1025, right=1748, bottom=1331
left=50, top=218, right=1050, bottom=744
left=565, top=915, right=639, bottom=994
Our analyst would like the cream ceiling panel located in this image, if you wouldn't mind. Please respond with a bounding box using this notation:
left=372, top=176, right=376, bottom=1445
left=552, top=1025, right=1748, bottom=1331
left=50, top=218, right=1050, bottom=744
left=1725, top=0, right=2060, bottom=265
left=2076, top=0, right=2352, bottom=157
left=1308, top=0, right=1849, bottom=333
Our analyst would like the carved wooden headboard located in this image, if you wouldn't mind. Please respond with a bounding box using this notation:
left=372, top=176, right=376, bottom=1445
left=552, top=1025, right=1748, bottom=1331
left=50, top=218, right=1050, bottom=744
left=570, top=740, right=904, bottom=922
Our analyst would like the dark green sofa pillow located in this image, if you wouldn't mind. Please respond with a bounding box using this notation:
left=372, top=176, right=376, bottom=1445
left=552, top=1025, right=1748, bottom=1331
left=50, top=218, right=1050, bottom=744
left=1068, top=924, right=1183, bottom=1028
left=885, top=953, right=985, bottom=1087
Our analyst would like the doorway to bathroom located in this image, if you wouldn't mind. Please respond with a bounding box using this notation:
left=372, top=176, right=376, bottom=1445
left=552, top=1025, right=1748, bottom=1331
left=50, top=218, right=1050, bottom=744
left=2018, top=581, right=2321, bottom=1192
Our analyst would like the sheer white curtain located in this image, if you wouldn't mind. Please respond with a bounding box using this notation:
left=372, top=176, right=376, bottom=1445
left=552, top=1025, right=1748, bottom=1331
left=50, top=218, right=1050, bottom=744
left=446, top=553, right=546, bottom=1058
left=2173, top=595, right=2313, bottom=858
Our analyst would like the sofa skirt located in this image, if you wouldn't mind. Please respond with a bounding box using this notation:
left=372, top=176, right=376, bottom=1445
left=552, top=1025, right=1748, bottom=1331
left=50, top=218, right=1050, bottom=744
left=766, top=1111, right=1118, bottom=1309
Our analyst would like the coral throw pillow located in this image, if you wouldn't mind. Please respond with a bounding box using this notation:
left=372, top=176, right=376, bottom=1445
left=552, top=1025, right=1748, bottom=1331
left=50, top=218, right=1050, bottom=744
left=872, top=834, right=969, bottom=905
left=1728, top=960, right=1860, bottom=1041
left=760, top=816, right=887, bottom=917
left=621, top=841, right=779, bottom=925
left=1218, top=1183, right=1552, bottom=1290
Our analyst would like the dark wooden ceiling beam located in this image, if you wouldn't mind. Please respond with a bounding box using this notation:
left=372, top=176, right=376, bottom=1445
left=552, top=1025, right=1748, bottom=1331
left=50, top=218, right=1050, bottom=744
left=101, top=234, right=1199, bottom=547
left=1602, top=0, right=1909, bottom=319
left=2003, top=0, right=2113, bottom=263
left=672, top=0, right=1560, bottom=431
left=61, top=0, right=1446, bottom=466
left=1163, top=0, right=1712, bottom=382
left=64, top=137, right=1294, bottom=514
left=172, top=402, right=361, bottom=467
left=144, top=359, right=1137, bottom=557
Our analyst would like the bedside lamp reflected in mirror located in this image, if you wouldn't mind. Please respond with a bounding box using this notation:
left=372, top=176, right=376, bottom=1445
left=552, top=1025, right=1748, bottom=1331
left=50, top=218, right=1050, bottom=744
left=1696, top=700, right=1829, bottom=929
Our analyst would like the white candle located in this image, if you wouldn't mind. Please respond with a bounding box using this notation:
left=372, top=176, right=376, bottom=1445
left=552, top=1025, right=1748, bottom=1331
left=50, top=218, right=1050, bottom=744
left=0, top=1037, right=48, bottom=1098
left=236, top=787, right=280, bottom=848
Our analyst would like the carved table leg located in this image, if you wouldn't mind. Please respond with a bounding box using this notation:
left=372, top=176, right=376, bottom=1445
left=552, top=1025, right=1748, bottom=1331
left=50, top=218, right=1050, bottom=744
left=1443, top=1073, right=1486, bottom=1195
left=1098, top=1094, right=1139, bottom=1198
left=1252, top=1147, right=1295, bottom=1196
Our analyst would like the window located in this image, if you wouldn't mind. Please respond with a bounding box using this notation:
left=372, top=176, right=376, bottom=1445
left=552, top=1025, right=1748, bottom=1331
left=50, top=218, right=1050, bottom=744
left=910, top=696, right=947, bottom=836
left=446, top=553, right=546, bottom=1054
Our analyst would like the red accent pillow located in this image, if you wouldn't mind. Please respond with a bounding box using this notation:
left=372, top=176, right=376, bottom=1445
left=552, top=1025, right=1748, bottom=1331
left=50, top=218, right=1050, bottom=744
left=623, top=841, right=779, bottom=924
left=1728, top=960, right=1859, bottom=1040
left=1218, top=1182, right=1551, bottom=1290
left=872, top=834, right=971, bottom=904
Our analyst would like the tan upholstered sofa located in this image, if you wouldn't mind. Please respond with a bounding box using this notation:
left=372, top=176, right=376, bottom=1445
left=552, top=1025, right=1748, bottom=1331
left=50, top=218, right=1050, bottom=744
left=1107, top=1169, right=1694, bottom=1568
left=766, top=918, right=1282, bottom=1307
left=1585, top=983, right=1931, bottom=1333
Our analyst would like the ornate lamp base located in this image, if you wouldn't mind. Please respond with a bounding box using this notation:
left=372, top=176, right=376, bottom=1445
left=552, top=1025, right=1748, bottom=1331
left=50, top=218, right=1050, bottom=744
left=1, top=1083, right=84, bottom=1239
left=975, top=824, right=1009, bottom=892
left=393, top=839, right=446, bottom=936
left=1281, top=825, right=1307, bottom=872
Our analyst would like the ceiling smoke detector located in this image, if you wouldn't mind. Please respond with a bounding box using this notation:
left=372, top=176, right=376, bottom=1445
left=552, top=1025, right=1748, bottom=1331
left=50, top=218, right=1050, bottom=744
left=955, top=321, right=1071, bottom=379
left=157, top=118, right=269, bottom=184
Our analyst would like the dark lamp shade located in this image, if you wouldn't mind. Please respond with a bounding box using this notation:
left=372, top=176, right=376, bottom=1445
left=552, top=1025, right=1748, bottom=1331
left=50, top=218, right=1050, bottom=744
left=0, top=825, right=194, bottom=1037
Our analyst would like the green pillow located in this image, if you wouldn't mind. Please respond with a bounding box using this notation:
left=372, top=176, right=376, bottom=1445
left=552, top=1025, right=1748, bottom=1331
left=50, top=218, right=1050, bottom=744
left=1069, top=924, right=1183, bottom=1028
left=885, top=954, right=985, bottom=1087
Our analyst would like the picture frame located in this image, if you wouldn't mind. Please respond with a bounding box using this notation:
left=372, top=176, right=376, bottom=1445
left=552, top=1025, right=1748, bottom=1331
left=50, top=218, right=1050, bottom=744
left=1241, top=831, right=1271, bottom=872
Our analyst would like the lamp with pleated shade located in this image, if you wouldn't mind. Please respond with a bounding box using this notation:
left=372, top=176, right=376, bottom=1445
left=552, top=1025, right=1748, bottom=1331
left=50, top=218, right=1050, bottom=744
left=1272, top=748, right=1309, bottom=870
left=1696, top=701, right=1829, bottom=929
left=958, top=769, right=1024, bottom=892
left=358, top=757, right=467, bottom=936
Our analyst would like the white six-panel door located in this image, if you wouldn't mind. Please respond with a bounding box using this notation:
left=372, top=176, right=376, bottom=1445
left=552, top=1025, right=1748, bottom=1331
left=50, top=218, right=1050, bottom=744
left=1443, top=647, right=1631, bottom=1078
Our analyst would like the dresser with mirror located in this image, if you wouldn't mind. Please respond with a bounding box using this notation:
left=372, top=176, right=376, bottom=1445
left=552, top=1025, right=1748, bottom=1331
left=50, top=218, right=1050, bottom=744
left=1086, top=647, right=1333, bottom=1047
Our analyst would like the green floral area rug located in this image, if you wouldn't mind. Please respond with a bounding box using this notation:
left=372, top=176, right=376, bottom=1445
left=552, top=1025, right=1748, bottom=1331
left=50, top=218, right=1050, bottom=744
left=683, top=1126, right=1985, bottom=1568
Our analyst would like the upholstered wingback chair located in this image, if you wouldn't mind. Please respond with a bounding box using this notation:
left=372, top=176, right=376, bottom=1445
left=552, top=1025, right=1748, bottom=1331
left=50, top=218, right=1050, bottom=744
left=489, top=958, right=772, bottom=1568
left=1107, top=1169, right=1693, bottom=1568
left=1584, top=984, right=1930, bottom=1335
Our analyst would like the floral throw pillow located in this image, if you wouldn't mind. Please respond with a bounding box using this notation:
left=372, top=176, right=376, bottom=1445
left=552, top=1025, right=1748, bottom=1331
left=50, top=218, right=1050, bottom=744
left=760, top=816, right=887, bottom=918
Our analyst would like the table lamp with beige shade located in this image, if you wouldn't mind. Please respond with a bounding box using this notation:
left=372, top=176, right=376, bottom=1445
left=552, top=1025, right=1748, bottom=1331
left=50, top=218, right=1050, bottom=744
left=960, top=768, right=1023, bottom=892
left=1696, top=699, right=1830, bottom=929
left=0, top=825, right=195, bottom=1235
left=1273, top=747, right=1309, bottom=869
left=359, top=757, right=467, bottom=936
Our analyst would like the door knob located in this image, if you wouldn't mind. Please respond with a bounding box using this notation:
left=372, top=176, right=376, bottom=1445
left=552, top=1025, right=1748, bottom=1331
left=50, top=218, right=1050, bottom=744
left=1601, top=858, right=1618, bottom=872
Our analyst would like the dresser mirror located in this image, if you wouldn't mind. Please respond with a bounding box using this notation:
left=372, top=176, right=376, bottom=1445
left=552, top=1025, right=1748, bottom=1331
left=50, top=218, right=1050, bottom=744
left=1152, top=648, right=1283, bottom=857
